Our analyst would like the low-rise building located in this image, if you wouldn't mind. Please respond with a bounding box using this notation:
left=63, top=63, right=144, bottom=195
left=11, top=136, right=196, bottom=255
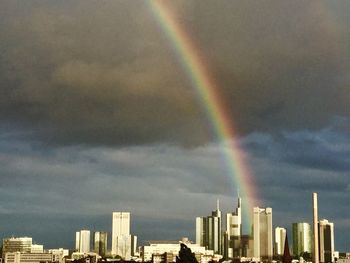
left=140, top=239, right=214, bottom=263
left=4, top=252, right=53, bottom=263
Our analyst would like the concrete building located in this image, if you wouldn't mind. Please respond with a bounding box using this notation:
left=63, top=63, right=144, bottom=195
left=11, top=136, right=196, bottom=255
left=75, top=232, right=80, bottom=251
left=78, top=230, right=91, bottom=253
left=111, top=212, right=137, bottom=259
left=319, top=219, right=335, bottom=263
left=274, top=227, right=286, bottom=256
left=30, top=245, right=43, bottom=254
left=225, top=197, right=242, bottom=258
left=292, top=223, right=312, bottom=257
left=195, top=200, right=222, bottom=255
left=2, top=237, right=33, bottom=258
left=4, top=252, right=53, bottom=263
left=47, top=249, right=69, bottom=263
left=253, top=207, right=273, bottom=260
left=94, top=232, right=108, bottom=257
left=140, top=239, right=214, bottom=263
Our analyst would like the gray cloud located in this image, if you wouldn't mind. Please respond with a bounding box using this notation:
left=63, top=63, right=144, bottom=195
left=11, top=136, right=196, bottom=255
left=1, top=125, right=350, bottom=250
left=1, top=1, right=350, bottom=146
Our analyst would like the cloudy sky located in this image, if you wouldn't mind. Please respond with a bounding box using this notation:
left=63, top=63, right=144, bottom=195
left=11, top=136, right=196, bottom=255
left=1, top=0, right=350, bottom=252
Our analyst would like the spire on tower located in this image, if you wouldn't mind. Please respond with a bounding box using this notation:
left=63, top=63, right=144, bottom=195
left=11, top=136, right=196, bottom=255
left=217, top=199, right=220, bottom=210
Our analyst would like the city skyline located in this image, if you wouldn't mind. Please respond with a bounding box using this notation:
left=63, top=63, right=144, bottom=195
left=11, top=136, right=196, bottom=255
left=0, top=195, right=338, bottom=253
left=1, top=0, right=350, bottom=253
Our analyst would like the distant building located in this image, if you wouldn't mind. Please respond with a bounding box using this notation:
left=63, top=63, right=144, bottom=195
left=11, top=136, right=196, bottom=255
left=75, top=232, right=80, bottom=251
left=253, top=207, right=273, bottom=260
left=47, top=249, right=69, bottom=263
left=274, top=227, right=286, bottom=256
left=196, top=200, right=222, bottom=255
left=71, top=252, right=100, bottom=263
left=111, top=212, right=137, bottom=260
left=4, top=252, right=53, bottom=263
left=2, top=237, right=33, bottom=258
left=319, top=219, right=335, bottom=263
left=30, top=245, right=43, bottom=254
left=140, top=239, right=214, bottom=263
left=292, top=222, right=312, bottom=257
left=225, top=197, right=242, bottom=258
left=77, top=230, right=91, bottom=253
left=94, top=232, right=107, bottom=257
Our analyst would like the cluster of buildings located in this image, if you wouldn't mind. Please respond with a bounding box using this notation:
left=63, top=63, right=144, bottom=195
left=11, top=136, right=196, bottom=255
left=1, top=237, right=68, bottom=263
left=195, top=193, right=337, bottom=263
left=73, top=212, right=138, bottom=261
left=0, top=193, right=344, bottom=263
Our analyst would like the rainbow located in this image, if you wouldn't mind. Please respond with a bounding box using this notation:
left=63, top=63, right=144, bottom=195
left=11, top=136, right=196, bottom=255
left=147, top=1, right=259, bottom=222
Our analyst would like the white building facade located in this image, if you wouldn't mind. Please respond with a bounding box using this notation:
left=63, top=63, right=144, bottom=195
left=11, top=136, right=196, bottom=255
left=253, top=207, right=273, bottom=261
left=274, top=227, right=286, bottom=256
left=319, top=219, right=335, bottom=263
left=111, top=212, right=137, bottom=260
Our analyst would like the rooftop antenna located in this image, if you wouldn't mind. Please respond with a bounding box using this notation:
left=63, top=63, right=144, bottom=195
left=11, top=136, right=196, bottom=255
left=217, top=199, right=220, bottom=210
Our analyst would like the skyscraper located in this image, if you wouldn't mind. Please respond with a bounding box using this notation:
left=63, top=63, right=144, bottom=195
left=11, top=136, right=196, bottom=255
left=195, top=200, right=222, bottom=255
left=75, top=232, right=80, bottom=251
left=319, top=219, right=335, bottom=263
left=225, top=197, right=242, bottom=258
left=79, top=230, right=91, bottom=253
left=94, top=231, right=108, bottom=257
left=253, top=207, right=273, bottom=260
left=111, top=212, right=137, bottom=260
left=292, top=223, right=312, bottom=257
left=275, top=227, right=286, bottom=256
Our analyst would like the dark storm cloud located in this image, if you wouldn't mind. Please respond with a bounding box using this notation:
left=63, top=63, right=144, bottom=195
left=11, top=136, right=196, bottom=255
left=243, top=121, right=350, bottom=174
left=1, top=1, right=350, bottom=145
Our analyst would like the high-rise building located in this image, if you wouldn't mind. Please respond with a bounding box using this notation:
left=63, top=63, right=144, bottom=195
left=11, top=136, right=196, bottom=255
left=94, top=231, right=108, bottom=257
left=111, top=212, right=137, bottom=260
left=253, top=207, right=273, bottom=260
left=319, top=219, right=335, bottom=263
left=274, top=227, right=286, bottom=256
left=79, top=230, right=90, bottom=253
left=75, top=232, right=80, bottom=252
left=225, top=197, right=242, bottom=258
left=196, top=217, right=207, bottom=247
left=292, top=222, right=312, bottom=257
left=195, top=200, right=222, bottom=255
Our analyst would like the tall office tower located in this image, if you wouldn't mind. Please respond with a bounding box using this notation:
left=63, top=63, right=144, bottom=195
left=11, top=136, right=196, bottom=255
left=94, top=231, right=108, bottom=257
left=319, top=219, right=335, bottom=263
left=112, top=212, right=136, bottom=260
left=79, top=230, right=91, bottom=253
left=75, top=232, right=80, bottom=251
left=2, top=237, right=32, bottom=257
left=196, top=217, right=207, bottom=246
left=292, top=223, right=312, bottom=257
left=226, top=197, right=242, bottom=258
left=313, top=193, right=319, bottom=263
left=195, top=200, right=222, bottom=255
left=253, top=207, right=273, bottom=260
left=274, top=227, right=286, bottom=256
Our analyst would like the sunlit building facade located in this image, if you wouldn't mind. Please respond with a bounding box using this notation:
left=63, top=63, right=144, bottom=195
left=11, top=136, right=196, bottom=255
left=225, top=197, right=242, bottom=258
left=319, top=219, right=335, bottom=263
left=195, top=201, right=222, bottom=255
left=253, top=207, right=273, bottom=260
left=274, top=227, right=286, bottom=256
left=292, top=222, right=312, bottom=257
